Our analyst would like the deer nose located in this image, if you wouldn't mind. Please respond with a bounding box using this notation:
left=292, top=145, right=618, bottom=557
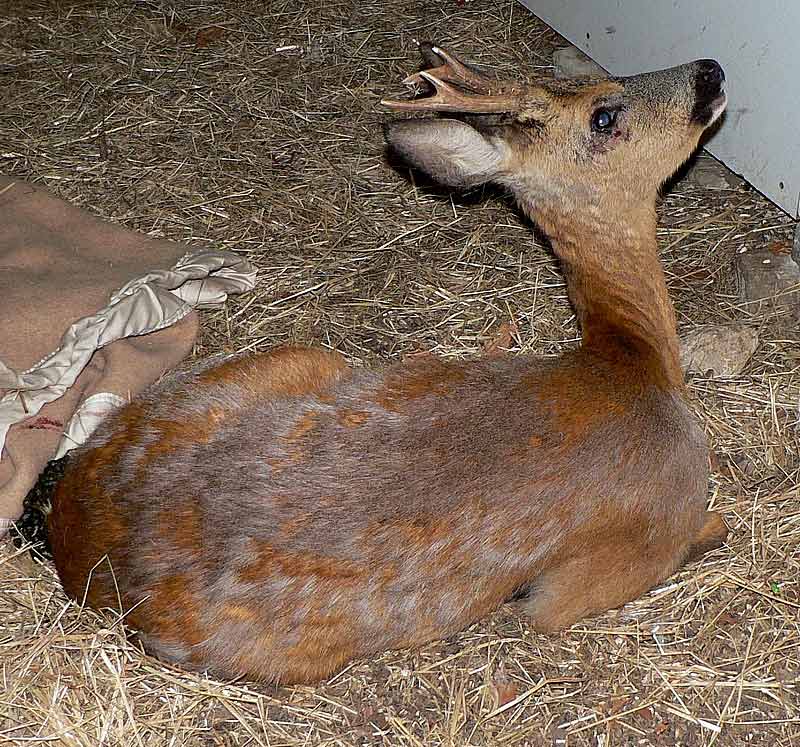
left=696, top=59, right=725, bottom=90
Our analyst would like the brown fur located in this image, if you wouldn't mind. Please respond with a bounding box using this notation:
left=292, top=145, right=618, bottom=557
left=48, top=50, right=729, bottom=684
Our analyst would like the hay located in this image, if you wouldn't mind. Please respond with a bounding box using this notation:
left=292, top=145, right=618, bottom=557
left=1, top=1, right=798, bottom=745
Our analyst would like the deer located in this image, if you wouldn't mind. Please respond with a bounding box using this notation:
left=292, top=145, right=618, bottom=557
left=47, top=43, right=729, bottom=685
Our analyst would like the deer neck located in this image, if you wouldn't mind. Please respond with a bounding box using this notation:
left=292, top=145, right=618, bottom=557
left=535, top=199, right=683, bottom=390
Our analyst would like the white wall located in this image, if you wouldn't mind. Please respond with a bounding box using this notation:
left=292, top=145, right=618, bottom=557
left=521, top=0, right=800, bottom=217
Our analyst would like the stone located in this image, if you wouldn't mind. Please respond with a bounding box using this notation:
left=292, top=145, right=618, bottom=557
left=737, top=245, right=800, bottom=316
left=679, top=324, right=759, bottom=377
left=553, top=47, right=608, bottom=79
left=686, top=156, right=741, bottom=189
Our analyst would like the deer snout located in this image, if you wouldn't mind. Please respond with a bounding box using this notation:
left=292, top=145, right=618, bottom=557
left=695, top=59, right=725, bottom=96
left=691, top=59, right=726, bottom=125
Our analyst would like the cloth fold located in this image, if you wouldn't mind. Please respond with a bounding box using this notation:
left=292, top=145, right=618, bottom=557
left=0, top=176, right=257, bottom=536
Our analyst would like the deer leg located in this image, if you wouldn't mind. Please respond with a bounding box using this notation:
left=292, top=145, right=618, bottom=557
left=517, top=513, right=727, bottom=632
left=683, top=511, right=728, bottom=565
left=514, top=542, right=682, bottom=633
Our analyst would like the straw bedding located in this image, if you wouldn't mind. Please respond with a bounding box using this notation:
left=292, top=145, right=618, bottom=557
left=1, top=1, right=798, bottom=745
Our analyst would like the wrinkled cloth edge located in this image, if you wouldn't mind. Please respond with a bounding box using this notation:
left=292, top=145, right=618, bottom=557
left=0, top=248, right=256, bottom=535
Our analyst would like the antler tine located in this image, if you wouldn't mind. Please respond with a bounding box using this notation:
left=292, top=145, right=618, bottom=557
left=402, top=45, right=495, bottom=93
left=381, top=43, right=521, bottom=114
left=381, top=70, right=520, bottom=113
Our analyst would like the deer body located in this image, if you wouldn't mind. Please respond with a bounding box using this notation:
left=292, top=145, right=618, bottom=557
left=48, top=45, right=729, bottom=684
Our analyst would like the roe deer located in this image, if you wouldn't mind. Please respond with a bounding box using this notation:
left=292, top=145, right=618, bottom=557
left=47, top=43, right=729, bottom=684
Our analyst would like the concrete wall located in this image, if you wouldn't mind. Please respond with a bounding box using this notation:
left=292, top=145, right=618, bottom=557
left=521, top=0, right=800, bottom=217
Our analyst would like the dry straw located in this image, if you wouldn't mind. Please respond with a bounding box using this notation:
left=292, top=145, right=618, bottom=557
left=1, top=1, right=798, bottom=745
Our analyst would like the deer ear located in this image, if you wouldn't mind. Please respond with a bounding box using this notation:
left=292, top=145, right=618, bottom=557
left=385, top=120, right=507, bottom=188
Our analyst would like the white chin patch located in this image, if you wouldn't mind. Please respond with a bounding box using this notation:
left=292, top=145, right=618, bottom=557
left=708, top=90, right=727, bottom=125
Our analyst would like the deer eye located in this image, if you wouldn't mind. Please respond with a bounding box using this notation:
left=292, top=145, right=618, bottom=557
left=591, top=108, right=617, bottom=133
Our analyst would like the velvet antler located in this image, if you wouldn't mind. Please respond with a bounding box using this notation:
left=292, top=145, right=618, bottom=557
left=381, top=43, right=522, bottom=113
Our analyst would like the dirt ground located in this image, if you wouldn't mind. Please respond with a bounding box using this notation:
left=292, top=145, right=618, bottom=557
left=1, top=1, right=798, bottom=745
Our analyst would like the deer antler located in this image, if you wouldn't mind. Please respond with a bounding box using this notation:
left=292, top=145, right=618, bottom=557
left=381, top=43, right=522, bottom=114
left=407, top=44, right=494, bottom=93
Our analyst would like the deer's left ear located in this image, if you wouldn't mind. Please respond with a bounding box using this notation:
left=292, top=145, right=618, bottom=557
left=385, top=119, right=508, bottom=188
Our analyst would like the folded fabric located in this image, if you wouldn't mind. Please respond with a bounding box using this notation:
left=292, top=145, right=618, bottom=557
left=0, top=176, right=257, bottom=537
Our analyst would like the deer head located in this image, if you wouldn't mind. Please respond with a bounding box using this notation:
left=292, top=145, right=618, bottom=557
left=383, top=44, right=726, bottom=230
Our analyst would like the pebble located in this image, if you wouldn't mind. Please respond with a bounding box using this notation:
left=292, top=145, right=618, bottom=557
left=553, top=47, right=608, bottom=79
left=737, top=246, right=800, bottom=320
left=679, top=324, right=759, bottom=377
left=686, top=156, right=741, bottom=189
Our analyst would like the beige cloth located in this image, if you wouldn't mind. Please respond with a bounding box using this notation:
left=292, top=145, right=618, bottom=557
left=0, top=176, right=256, bottom=536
